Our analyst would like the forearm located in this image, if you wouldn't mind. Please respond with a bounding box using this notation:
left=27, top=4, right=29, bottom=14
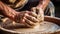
left=37, top=0, right=50, bottom=11
left=0, top=1, right=17, bottom=20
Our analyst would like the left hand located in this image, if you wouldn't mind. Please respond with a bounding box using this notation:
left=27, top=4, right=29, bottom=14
left=13, top=11, right=39, bottom=27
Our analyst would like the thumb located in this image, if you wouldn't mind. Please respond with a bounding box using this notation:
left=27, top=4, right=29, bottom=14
left=31, top=7, right=37, bottom=13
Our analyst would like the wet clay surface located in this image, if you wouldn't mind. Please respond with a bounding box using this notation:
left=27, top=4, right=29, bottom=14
left=10, top=21, right=59, bottom=33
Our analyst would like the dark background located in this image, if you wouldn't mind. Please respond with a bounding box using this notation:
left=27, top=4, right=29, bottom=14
left=51, top=0, right=60, bottom=18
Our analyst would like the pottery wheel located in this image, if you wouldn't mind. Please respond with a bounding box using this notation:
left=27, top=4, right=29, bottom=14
left=0, top=16, right=60, bottom=34
left=7, top=21, right=59, bottom=33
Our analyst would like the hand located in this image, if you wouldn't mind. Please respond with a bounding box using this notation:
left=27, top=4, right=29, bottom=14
left=14, top=11, right=39, bottom=27
left=31, top=7, right=44, bottom=22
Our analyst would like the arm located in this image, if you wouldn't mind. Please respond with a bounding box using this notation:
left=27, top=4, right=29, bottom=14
left=37, top=0, right=50, bottom=11
left=0, top=1, right=17, bottom=20
left=31, top=0, right=50, bottom=22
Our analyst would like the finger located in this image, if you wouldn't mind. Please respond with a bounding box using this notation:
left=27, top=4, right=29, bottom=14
left=31, top=7, right=36, bottom=12
left=31, top=7, right=39, bottom=14
left=15, top=18, right=26, bottom=27
left=25, top=14, right=38, bottom=23
left=31, top=7, right=38, bottom=15
left=28, top=12, right=37, bottom=18
left=18, top=18, right=32, bottom=28
left=18, top=17, right=31, bottom=28
left=25, top=18, right=35, bottom=26
left=17, top=18, right=31, bottom=28
left=22, top=17, right=33, bottom=28
left=24, top=23, right=33, bottom=28
left=23, top=11, right=37, bottom=18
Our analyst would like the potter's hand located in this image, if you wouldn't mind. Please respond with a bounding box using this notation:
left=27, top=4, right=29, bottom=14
left=31, top=7, right=44, bottom=22
left=14, top=11, right=39, bottom=27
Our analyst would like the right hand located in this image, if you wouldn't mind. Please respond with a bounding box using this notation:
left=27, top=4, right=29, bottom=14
left=14, top=11, right=39, bottom=27
left=31, top=7, right=44, bottom=22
